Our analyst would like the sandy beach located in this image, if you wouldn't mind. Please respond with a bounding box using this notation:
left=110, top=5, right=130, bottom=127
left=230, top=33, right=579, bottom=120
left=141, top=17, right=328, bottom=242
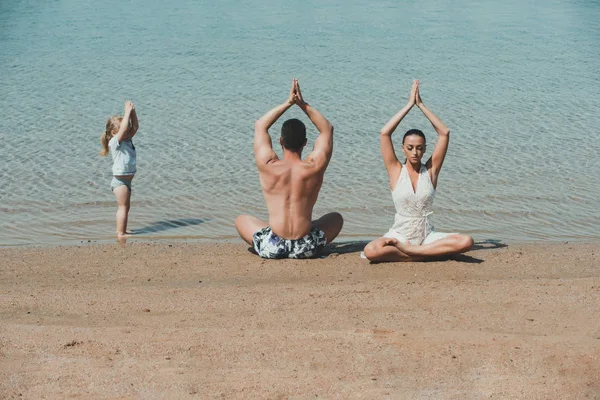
left=1, top=241, right=599, bottom=399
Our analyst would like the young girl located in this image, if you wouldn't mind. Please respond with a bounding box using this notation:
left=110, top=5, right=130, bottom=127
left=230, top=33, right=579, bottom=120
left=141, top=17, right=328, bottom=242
left=363, top=80, right=473, bottom=262
left=100, top=100, right=138, bottom=238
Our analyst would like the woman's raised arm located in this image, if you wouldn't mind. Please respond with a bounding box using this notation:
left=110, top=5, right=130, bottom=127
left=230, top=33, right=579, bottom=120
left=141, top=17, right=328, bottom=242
left=380, top=80, right=418, bottom=188
left=416, top=82, right=450, bottom=187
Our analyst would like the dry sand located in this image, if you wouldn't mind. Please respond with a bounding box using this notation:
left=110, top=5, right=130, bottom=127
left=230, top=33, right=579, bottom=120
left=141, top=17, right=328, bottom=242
left=1, top=240, right=599, bottom=399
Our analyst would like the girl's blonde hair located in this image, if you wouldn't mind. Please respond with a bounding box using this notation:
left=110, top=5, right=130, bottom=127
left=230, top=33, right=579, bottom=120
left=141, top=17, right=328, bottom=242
left=99, top=116, right=123, bottom=156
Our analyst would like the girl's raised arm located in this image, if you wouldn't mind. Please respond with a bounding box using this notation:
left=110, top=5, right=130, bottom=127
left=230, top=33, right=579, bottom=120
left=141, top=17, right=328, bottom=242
left=380, top=80, right=417, bottom=188
left=129, top=105, right=139, bottom=138
left=115, top=101, right=134, bottom=143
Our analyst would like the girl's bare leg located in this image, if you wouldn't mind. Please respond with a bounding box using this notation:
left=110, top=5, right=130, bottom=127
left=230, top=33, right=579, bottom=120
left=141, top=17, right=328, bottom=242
left=114, top=185, right=131, bottom=237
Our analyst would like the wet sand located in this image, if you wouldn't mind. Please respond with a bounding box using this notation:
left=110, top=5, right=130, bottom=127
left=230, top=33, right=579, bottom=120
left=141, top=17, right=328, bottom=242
left=1, top=241, right=599, bottom=398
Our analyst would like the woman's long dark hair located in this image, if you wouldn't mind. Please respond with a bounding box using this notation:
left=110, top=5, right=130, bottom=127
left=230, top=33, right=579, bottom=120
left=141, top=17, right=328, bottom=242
left=402, top=129, right=426, bottom=144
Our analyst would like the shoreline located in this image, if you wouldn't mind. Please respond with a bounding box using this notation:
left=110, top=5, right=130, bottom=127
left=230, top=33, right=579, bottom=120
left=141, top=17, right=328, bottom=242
left=0, top=234, right=596, bottom=250
left=1, top=242, right=599, bottom=397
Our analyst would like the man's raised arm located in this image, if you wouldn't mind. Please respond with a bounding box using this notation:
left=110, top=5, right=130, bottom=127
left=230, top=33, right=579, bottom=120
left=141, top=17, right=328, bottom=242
left=254, top=80, right=297, bottom=166
left=295, top=80, right=334, bottom=168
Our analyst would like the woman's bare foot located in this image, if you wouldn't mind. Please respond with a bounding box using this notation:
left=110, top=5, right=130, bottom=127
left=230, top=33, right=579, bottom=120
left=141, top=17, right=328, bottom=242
left=392, top=239, right=414, bottom=255
left=388, top=238, right=424, bottom=261
left=363, top=237, right=418, bottom=262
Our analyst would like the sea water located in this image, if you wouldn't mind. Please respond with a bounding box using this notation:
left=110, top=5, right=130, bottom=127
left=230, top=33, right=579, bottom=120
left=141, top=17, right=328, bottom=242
left=1, top=0, right=599, bottom=246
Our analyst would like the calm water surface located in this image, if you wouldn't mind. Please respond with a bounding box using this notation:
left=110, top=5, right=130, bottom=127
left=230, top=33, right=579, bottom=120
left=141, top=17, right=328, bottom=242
left=1, top=0, right=599, bottom=246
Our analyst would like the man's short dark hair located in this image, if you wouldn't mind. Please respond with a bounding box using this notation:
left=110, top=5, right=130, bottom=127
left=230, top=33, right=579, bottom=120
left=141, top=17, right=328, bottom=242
left=281, top=119, right=306, bottom=151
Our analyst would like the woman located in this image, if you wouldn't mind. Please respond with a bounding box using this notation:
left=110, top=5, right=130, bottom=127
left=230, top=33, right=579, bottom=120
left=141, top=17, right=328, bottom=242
left=363, top=80, right=473, bottom=262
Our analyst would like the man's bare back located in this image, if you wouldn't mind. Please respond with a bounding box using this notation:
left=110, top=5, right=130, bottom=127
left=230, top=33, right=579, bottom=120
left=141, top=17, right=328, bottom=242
left=259, top=156, right=324, bottom=239
left=235, top=79, right=343, bottom=258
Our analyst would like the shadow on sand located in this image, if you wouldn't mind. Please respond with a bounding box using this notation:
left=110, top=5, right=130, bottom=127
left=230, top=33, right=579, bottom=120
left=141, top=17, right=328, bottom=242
left=244, top=240, right=369, bottom=258
left=133, top=218, right=206, bottom=234
left=245, top=238, right=507, bottom=263
left=471, top=239, right=508, bottom=251
left=326, top=239, right=508, bottom=264
left=429, top=239, right=508, bottom=264
left=324, top=240, right=370, bottom=256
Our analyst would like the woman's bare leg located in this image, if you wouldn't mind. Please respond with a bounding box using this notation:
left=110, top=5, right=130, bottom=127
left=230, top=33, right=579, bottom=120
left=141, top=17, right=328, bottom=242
left=235, top=215, right=268, bottom=245
left=363, top=237, right=422, bottom=262
left=395, top=234, right=473, bottom=258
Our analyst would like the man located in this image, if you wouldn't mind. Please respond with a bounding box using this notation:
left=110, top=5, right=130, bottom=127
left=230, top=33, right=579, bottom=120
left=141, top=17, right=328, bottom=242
left=235, top=79, right=343, bottom=259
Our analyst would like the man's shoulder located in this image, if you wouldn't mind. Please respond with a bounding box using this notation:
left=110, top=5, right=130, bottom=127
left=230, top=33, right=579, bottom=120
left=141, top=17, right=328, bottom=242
left=258, top=158, right=284, bottom=171
left=300, top=157, right=327, bottom=174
